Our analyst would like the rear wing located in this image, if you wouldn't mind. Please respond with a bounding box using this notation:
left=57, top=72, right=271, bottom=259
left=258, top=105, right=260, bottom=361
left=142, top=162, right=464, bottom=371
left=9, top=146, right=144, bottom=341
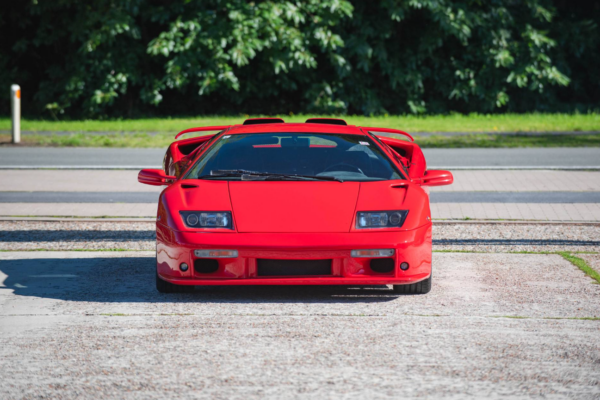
left=360, top=127, right=414, bottom=142
left=361, top=129, right=425, bottom=179
left=175, top=126, right=231, bottom=139
left=164, top=126, right=231, bottom=177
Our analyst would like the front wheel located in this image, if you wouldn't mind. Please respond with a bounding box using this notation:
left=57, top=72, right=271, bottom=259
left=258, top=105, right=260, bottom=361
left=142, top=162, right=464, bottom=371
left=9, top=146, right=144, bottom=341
left=156, top=272, right=195, bottom=293
left=393, top=274, right=431, bottom=295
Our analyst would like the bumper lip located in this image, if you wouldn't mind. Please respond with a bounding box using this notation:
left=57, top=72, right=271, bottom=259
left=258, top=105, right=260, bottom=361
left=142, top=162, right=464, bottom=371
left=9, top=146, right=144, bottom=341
left=157, top=223, right=432, bottom=286
left=158, top=272, right=430, bottom=286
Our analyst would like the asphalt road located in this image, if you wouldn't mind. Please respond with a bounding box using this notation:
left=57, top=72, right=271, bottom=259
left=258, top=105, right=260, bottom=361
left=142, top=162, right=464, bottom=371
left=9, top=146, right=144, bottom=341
left=1, top=251, right=599, bottom=398
left=2, top=191, right=600, bottom=203
left=0, top=147, right=165, bottom=168
left=1, top=147, right=600, bottom=168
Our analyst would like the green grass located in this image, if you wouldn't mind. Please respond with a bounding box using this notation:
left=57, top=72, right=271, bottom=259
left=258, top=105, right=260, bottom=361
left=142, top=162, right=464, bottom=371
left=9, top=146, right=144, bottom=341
left=559, top=252, right=600, bottom=284
left=2, top=113, right=600, bottom=133
left=1, top=113, right=599, bottom=147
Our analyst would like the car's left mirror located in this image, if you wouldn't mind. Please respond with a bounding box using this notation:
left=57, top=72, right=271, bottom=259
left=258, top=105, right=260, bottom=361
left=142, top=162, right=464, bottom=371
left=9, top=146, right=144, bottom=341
left=138, top=169, right=176, bottom=186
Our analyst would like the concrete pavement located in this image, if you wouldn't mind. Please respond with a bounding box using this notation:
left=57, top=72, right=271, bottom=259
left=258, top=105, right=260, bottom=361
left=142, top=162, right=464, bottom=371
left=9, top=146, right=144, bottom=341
left=0, top=251, right=598, bottom=398
left=2, top=170, right=599, bottom=192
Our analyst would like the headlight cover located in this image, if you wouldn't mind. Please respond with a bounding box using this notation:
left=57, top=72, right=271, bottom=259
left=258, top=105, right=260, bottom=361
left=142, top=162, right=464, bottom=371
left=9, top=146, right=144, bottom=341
left=356, top=210, right=409, bottom=229
left=181, top=211, right=233, bottom=229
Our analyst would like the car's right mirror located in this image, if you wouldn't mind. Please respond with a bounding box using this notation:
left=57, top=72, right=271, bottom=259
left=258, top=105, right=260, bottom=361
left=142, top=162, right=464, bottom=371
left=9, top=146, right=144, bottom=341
left=420, top=170, right=454, bottom=186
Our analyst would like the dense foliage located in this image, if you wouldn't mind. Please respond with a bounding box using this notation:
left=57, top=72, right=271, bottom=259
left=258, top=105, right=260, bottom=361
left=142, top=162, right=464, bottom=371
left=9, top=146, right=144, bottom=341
left=1, top=0, right=598, bottom=117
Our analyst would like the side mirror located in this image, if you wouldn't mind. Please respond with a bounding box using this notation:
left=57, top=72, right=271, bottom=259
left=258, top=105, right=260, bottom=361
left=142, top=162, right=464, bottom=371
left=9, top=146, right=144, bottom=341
left=138, top=169, right=176, bottom=186
left=420, top=170, right=453, bottom=186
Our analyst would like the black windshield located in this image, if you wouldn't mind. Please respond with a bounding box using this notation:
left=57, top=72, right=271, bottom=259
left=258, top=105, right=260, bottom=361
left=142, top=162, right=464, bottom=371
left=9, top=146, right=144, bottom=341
left=185, top=133, right=404, bottom=181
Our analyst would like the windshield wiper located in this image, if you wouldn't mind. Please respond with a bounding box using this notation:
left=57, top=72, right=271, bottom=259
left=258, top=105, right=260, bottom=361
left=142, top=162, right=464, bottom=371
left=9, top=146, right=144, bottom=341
left=202, top=169, right=343, bottom=182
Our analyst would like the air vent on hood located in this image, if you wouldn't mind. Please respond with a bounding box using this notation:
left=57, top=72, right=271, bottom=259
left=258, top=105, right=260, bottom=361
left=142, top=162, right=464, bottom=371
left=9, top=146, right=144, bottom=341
left=305, top=118, right=347, bottom=126
left=243, top=118, right=285, bottom=125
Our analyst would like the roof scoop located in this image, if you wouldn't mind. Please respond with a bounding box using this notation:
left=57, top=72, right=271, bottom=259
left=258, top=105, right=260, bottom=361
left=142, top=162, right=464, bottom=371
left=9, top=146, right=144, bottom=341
left=243, top=118, right=284, bottom=125
left=305, top=118, right=347, bottom=126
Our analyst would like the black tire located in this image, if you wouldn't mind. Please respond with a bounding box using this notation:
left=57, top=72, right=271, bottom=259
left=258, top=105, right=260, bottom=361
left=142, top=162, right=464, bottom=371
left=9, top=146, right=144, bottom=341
left=156, top=272, right=194, bottom=293
left=393, top=274, right=432, bottom=295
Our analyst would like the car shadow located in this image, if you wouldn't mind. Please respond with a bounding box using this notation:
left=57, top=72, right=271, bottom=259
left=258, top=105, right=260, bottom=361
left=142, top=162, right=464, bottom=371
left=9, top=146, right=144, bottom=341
left=0, top=256, right=400, bottom=304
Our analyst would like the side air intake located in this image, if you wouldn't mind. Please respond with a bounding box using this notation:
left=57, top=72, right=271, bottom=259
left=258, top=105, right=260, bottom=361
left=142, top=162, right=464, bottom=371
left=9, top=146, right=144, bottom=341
left=243, top=118, right=285, bottom=125
left=305, top=118, right=347, bottom=126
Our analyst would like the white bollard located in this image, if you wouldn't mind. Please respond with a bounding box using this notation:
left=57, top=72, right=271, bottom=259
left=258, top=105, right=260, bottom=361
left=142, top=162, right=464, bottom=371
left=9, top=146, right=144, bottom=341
left=11, top=84, right=21, bottom=144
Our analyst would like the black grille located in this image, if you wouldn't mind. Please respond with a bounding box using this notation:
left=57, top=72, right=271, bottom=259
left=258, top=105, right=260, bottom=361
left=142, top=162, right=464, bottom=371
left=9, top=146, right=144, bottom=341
left=370, top=258, right=395, bottom=273
left=194, top=259, right=219, bottom=274
left=257, top=259, right=332, bottom=276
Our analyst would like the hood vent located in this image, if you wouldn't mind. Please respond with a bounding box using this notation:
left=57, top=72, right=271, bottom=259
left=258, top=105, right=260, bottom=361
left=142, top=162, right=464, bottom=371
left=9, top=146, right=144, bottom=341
left=243, top=118, right=284, bottom=125
left=305, top=118, right=347, bottom=126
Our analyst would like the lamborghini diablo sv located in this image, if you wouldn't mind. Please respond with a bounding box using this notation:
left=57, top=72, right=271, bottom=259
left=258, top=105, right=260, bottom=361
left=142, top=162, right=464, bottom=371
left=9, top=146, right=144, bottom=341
left=138, top=118, right=453, bottom=294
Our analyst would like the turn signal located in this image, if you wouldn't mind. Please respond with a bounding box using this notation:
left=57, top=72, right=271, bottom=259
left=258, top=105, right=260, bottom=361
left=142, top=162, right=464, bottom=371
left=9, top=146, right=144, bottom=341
left=194, top=250, right=238, bottom=258
left=351, top=249, right=395, bottom=258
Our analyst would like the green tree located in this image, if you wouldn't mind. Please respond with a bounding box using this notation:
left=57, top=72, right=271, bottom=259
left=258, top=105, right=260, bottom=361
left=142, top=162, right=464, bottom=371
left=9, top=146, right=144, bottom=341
left=0, top=0, right=597, bottom=117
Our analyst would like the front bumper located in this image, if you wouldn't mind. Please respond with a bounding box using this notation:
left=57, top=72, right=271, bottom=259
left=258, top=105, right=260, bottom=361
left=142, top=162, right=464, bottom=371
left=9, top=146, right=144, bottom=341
left=156, top=223, right=432, bottom=286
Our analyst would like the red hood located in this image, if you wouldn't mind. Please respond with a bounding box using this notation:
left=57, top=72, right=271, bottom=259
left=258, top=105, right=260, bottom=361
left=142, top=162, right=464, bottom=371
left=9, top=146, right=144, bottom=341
left=228, top=181, right=360, bottom=233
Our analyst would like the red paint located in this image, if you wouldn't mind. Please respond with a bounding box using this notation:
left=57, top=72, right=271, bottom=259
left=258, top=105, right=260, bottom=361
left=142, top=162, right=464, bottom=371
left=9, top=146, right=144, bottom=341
left=138, top=169, right=175, bottom=186
left=229, top=181, right=360, bottom=233
left=140, top=120, right=453, bottom=288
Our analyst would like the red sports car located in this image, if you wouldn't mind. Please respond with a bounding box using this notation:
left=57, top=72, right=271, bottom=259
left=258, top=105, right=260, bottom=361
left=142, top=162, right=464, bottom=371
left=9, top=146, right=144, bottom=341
left=139, top=118, right=453, bottom=294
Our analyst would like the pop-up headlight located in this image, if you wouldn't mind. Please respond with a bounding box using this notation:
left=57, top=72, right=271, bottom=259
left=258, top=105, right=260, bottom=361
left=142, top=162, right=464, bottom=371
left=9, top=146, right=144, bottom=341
left=356, top=210, right=409, bottom=229
left=181, top=211, right=233, bottom=229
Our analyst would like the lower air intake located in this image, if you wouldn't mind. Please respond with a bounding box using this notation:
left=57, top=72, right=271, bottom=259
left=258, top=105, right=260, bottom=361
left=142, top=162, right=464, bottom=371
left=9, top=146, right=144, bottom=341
left=257, top=259, right=332, bottom=276
left=194, top=259, right=219, bottom=274
left=370, top=258, right=395, bottom=273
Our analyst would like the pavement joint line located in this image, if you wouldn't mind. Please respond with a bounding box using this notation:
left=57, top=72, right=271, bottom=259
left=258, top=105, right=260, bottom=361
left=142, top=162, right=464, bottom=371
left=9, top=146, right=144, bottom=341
left=1, top=216, right=600, bottom=225
left=2, top=166, right=600, bottom=170
left=2, top=312, right=596, bottom=320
